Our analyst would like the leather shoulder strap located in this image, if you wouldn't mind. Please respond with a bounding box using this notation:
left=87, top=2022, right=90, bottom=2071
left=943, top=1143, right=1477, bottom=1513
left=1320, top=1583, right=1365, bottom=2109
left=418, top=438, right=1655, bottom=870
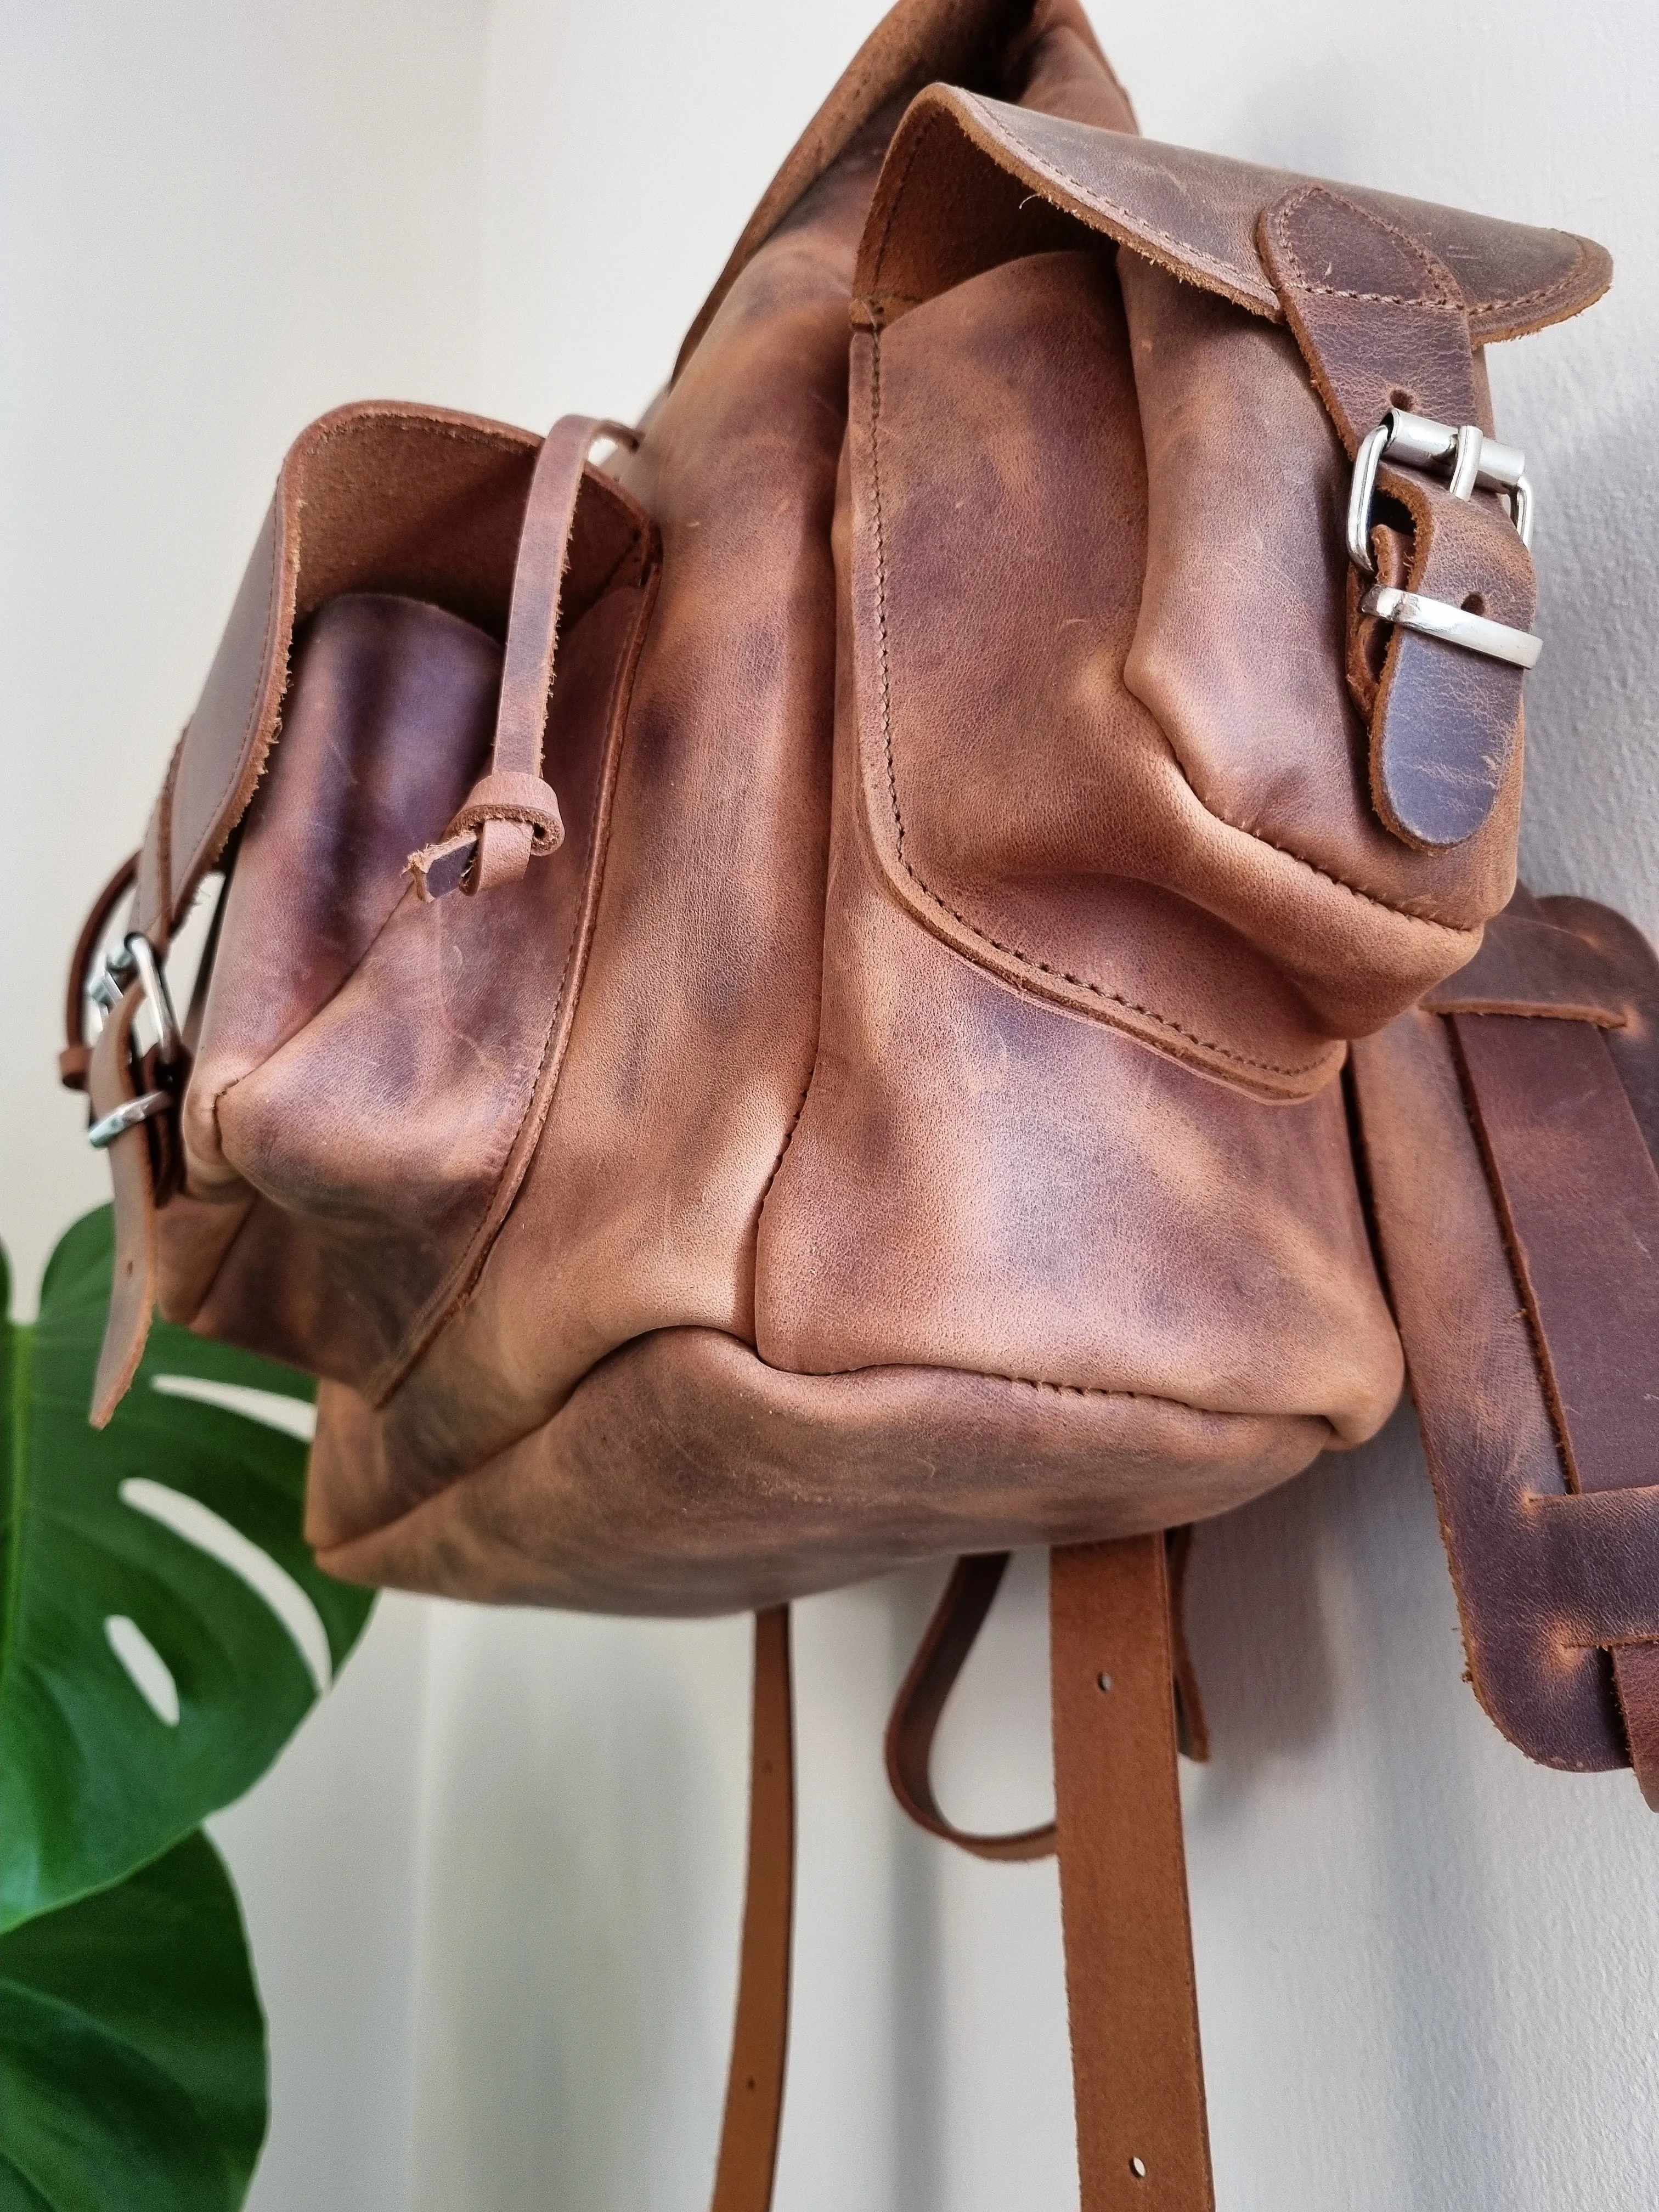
left=712, top=1607, right=795, bottom=2212
left=1053, top=1537, right=1214, bottom=2211
left=884, top=1536, right=1210, bottom=1858
left=722, top=1539, right=1215, bottom=2210
left=1353, top=890, right=1659, bottom=1806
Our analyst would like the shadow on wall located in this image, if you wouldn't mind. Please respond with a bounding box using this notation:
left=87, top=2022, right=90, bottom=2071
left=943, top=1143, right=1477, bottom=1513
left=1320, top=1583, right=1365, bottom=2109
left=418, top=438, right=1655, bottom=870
left=1514, top=385, right=1659, bottom=936
left=1181, top=1404, right=1534, bottom=2211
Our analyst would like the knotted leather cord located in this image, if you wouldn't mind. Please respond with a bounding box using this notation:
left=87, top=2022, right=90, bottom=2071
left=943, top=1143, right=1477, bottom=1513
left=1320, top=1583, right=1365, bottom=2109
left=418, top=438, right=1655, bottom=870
left=407, top=414, right=640, bottom=900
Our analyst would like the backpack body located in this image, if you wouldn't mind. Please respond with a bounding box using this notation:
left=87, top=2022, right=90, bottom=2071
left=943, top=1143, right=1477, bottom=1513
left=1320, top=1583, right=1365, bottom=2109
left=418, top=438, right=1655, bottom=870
left=74, top=0, right=1606, bottom=1621
left=66, top=5, right=1659, bottom=2202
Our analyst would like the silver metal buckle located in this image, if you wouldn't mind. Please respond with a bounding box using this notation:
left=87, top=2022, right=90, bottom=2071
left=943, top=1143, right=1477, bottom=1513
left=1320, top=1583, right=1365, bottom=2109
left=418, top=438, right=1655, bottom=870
left=88, top=1090, right=174, bottom=1150
left=86, top=931, right=182, bottom=1151
left=1345, top=408, right=1541, bottom=669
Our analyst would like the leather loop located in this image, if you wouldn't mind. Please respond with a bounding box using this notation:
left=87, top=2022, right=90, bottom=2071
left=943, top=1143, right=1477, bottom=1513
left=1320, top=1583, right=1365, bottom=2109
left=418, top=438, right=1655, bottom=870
left=1052, top=1537, right=1215, bottom=2211
left=885, top=1553, right=1058, bottom=1860
left=885, top=1535, right=1210, bottom=1857
left=711, top=1607, right=794, bottom=2212
left=410, top=415, right=639, bottom=900
left=444, top=770, right=565, bottom=847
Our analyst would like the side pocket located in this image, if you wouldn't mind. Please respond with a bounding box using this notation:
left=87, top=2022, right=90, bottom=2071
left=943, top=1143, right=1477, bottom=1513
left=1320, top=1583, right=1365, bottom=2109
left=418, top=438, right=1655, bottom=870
left=176, top=563, right=656, bottom=1399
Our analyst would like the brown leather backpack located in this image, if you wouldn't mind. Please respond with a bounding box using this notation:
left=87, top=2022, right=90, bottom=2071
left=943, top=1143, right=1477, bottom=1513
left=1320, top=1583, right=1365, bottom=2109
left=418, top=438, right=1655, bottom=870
left=65, top=2, right=1659, bottom=2203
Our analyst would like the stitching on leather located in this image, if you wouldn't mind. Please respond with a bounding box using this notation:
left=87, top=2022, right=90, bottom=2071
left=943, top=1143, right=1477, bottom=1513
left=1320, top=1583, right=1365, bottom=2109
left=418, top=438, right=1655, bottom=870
left=757, top=1064, right=816, bottom=1223
left=869, top=108, right=943, bottom=291
left=958, top=93, right=1276, bottom=309
left=799, top=1357, right=1335, bottom=1429
left=1465, top=238, right=1593, bottom=319
left=867, top=330, right=1335, bottom=1085
left=1269, top=183, right=1458, bottom=312
left=178, top=412, right=544, bottom=907
left=374, top=572, right=658, bottom=1404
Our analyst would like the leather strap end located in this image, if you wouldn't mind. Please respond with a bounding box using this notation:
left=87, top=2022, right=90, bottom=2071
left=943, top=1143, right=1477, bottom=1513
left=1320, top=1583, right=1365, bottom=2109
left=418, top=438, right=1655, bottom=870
left=59, top=1043, right=93, bottom=1093
left=406, top=831, right=476, bottom=904
left=87, top=986, right=160, bottom=1427
left=1612, top=1645, right=1659, bottom=1812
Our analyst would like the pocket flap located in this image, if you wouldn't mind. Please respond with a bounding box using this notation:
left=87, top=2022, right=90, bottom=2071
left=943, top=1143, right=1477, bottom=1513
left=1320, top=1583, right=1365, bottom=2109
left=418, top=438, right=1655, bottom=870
left=856, top=83, right=1610, bottom=340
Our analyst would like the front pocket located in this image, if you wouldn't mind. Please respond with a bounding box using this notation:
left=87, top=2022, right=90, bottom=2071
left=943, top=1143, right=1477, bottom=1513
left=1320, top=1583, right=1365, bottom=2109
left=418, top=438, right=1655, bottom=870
left=181, top=568, right=656, bottom=1398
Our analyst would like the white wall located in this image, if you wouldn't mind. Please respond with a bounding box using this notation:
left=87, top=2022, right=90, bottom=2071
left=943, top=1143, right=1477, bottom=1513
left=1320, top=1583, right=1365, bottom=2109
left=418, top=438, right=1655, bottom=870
left=4, top=2, right=1657, bottom=2209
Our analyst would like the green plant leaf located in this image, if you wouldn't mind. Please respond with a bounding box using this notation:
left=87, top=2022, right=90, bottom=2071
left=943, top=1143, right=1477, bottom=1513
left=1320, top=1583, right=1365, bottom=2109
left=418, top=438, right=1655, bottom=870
left=0, top=1206, right=374, bottom=1929
left=0, top=1827, right=266, bottom=2211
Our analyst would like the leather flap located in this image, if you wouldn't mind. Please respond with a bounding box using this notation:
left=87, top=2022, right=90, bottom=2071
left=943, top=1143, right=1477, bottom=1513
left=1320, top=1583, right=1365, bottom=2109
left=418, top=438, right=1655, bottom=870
left=855, top=84, right=1611, bottom=338
left=136, top=403, right=651, bottom=947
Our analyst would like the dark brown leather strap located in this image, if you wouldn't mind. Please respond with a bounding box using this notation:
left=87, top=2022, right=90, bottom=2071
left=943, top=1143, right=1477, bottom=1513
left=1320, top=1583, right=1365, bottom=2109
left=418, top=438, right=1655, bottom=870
left=1353, top=893, right=1659, bottom=1805
left=711, top=1606, right=795, bottom=2212
left=409, top=415, right=640, bottom=900
left=1451, top=1009, right=1659, bottom=1808
left=59, top=849, right=139, bottom=1091
left=1052, top=1537, right=1214, bottom=2212
left=885, top=1552, right=1058, bottom=1859
left=87, top=984, right=159, bottom=1428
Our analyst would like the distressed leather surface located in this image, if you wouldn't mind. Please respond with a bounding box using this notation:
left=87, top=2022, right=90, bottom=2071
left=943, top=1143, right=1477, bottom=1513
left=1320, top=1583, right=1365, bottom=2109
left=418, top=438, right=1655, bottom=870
left=78, top=0, right=1613, bottom=1626
left=1356, top=894, right=1659, bottom=1787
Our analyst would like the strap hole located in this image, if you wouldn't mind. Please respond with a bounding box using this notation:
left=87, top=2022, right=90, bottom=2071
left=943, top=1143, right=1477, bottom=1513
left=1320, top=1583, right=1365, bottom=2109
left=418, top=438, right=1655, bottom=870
left=1462, top=591, right=1488, bottom=616
left=1130, top=2156, right=1148, bottom=2179
left=1097, top=1672, right=1113, bottom=1692
left=1389, top=386, right=1417, bottom=410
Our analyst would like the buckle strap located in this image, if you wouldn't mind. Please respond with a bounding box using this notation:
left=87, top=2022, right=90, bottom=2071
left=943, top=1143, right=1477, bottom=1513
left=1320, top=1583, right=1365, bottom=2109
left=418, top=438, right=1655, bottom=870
left=1259, top=183, right=1537, bottom=853
left=408, top=415, right=641, bottom=901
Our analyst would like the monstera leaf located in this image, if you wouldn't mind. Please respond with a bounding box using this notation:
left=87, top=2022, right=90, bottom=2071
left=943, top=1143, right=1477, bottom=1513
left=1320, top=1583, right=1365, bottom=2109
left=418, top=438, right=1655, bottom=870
left=0, top=1205, right=373, bottom=1927
left=0, top=1829, right=266, bottom=2211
